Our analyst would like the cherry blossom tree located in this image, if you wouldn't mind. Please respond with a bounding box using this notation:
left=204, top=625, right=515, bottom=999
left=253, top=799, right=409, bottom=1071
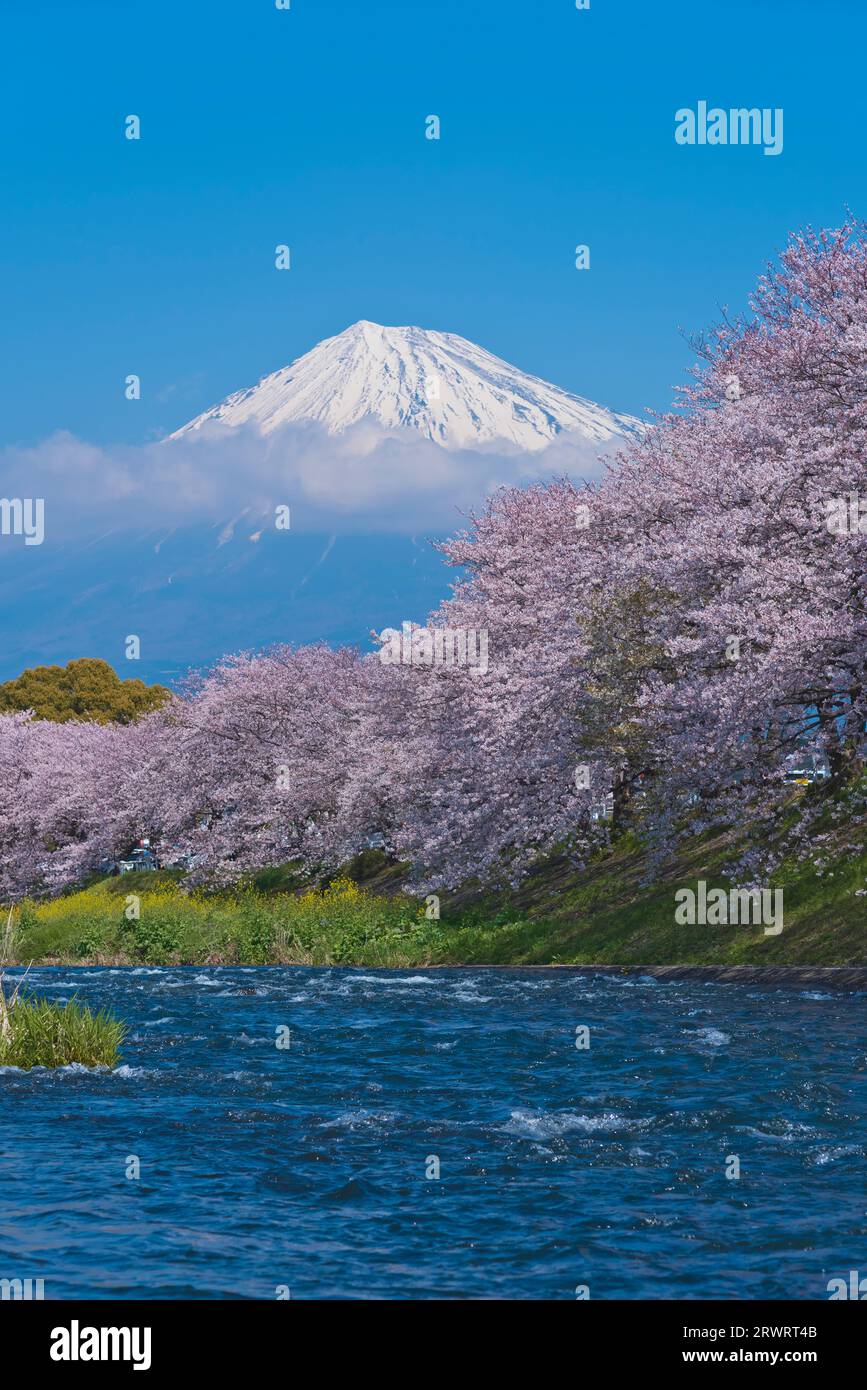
left=155, top=645, right=381, bottom=882
left=593, top=218, right=867, bottom=859
left=374, top=479, right=616, bottom=888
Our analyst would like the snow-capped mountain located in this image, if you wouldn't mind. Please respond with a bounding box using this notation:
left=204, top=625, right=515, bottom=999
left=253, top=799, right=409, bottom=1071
left=1, top=323, right=643, bottom=684
left=170, top=320, right=639, bottom=452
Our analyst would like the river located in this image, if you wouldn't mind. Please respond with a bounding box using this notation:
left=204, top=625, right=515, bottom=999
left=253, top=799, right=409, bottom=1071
left=1, top=966, right=864, bottom=1299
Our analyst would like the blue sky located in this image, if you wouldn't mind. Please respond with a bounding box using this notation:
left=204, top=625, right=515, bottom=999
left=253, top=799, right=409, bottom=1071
left=1, top=0, right=864, bottom=449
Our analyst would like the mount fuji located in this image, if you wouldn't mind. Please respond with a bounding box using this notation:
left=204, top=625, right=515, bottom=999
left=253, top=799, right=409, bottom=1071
left=170, top=320, right=639, bottom=452
left=1, top=323, right=642, bottom=685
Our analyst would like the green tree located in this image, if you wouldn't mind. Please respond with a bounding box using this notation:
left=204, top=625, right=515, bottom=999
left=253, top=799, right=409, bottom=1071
left=0, top=659, right=171, bottom=724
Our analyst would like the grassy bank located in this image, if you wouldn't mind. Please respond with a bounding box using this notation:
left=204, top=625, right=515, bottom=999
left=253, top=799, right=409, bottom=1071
left=5, top=778, right=866, bottom=967
left=8, top=876, right=429, bottom=967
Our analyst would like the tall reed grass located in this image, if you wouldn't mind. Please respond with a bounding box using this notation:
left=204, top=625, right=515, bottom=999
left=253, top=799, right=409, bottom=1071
left=0, top=990, right=125, bottom=1069
left=0, top=905, right=126, bottom=1068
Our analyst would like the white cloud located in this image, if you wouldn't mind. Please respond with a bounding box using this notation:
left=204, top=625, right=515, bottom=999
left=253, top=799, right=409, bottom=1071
left=0, top=420, right=629, bottom=539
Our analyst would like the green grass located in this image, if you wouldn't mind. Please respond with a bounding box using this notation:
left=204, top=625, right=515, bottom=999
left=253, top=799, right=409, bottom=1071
left=6, top=876, right=428, bottom=966
left=5, top=779, right=866, bottom=967
left=0, top=989, right=125, bottom=1069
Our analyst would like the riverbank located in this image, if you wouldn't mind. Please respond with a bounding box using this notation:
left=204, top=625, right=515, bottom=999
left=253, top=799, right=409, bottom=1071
left=6, top=781, right=866, bottom=967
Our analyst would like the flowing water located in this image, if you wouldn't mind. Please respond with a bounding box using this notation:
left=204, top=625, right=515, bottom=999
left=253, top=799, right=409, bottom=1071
left=1, top=966, right=865, bottom=1299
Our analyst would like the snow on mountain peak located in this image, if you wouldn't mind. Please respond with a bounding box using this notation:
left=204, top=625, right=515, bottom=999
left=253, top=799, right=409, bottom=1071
left=170, top=320, right=639, bottom=452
